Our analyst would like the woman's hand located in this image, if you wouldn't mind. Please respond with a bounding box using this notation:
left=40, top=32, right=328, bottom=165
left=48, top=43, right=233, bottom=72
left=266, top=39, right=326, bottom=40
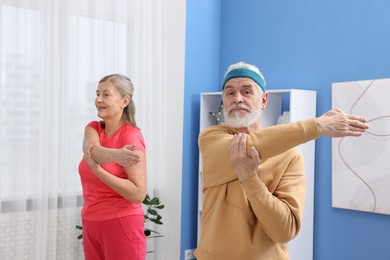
left=83, top=126, right=140, bottom=166
left=83, top=148, right=100, bottom=171
left=114, top=144, right=140, bottom=167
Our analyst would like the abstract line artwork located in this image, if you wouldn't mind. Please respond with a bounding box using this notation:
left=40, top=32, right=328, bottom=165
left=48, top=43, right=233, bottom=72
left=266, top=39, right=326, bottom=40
left=332, top=78, right=390, bottom=215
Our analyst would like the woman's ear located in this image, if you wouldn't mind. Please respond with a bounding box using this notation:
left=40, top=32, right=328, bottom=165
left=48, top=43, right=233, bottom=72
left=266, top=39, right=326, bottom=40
left=123, top=95, right=131, bottom=108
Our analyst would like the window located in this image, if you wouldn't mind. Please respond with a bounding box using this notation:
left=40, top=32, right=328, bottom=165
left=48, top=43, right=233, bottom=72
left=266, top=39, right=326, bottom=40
left=0, top=2, right=128, bottom=198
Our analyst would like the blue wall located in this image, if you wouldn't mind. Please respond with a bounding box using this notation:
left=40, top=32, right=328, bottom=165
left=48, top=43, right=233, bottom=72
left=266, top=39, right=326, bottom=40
left=180, top=0, right=221, bottom=259
left=182, top=0, right=390, bottom=259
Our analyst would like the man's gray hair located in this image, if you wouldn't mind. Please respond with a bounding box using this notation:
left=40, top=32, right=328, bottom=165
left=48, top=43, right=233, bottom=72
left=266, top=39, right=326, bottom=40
left=225, top=61, right=266, bottom=83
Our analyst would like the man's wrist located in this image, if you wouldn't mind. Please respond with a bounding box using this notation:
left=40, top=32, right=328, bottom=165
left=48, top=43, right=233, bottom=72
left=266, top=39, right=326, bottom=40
left=238, top=172, right=257, bottom=183
left=313, top=118, right=323, bottom=136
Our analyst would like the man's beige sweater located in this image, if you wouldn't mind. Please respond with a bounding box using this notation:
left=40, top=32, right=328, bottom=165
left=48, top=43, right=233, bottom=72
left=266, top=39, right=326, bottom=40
left=194, top=119, right=320, bottom=260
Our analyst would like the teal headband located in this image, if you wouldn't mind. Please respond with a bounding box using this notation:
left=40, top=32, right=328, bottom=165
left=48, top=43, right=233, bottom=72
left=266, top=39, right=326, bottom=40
left=222, top=68, right=266, bottom=92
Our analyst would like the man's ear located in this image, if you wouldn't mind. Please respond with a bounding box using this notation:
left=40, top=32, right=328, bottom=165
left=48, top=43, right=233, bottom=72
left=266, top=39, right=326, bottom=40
left=260, top=92, right=268, bottom=110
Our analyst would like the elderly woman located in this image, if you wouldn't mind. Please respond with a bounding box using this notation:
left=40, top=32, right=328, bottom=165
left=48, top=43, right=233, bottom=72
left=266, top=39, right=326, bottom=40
left=79, top=74, right=146, bottom=260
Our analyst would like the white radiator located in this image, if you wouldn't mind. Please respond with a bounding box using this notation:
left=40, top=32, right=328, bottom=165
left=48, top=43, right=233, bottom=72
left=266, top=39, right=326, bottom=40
left=0, top=206, right=84, bottom=260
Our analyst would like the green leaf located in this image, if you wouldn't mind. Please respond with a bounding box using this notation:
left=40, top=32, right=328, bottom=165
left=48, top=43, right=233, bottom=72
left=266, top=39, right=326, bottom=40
left=150, top=197, right=160, bottom=205
left=144, top=229, right=151, bottom=236
left=75, top=225, right=82, bottom=230
left=148, top=209, right=158, bottom=215
left=77, top=234, right=83, bottom=240
left=150, top=218, right=163, bottom=225
left=143, top=194, right=150, bottom=204
left=147, top=229, right=161, bottom=234
left=155, top=205, right=165, bottom=209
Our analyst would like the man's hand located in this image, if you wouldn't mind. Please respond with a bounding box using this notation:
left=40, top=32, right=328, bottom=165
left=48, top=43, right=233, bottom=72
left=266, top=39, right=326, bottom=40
left=315, top=108, right=369, bottom=137
left=228, top=133, right=261, bottom=183
left=114, top=144, right=140, bottom=166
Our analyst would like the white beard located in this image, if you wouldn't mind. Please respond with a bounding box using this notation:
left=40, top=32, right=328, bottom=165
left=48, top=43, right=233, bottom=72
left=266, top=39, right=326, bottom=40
left=223, top=103, right=262, bottom=128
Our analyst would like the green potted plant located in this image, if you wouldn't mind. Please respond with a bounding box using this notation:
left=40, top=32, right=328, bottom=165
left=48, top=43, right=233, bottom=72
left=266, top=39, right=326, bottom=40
left=143, top=194, right=164, bottom=238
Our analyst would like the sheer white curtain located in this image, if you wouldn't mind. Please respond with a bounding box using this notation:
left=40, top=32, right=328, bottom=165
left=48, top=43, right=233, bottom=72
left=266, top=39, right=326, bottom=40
left=0, top=0, right=184, bottom=259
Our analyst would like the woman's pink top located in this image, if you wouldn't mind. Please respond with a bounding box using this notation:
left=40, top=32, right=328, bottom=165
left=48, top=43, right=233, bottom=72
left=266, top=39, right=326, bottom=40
left=78, top=121, right=146, bottom=221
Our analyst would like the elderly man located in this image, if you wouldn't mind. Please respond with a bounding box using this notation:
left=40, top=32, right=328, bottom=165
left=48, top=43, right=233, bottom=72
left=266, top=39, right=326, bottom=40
left=194, top=61, right=368, bottom=260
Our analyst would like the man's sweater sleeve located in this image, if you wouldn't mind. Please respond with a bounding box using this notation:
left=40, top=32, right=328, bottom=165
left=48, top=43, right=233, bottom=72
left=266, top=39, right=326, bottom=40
left=198, top=119, right=320, bottom=189
left=241, top=150, right=306, bottom=243
left=246, top=119, right=319, bottom=158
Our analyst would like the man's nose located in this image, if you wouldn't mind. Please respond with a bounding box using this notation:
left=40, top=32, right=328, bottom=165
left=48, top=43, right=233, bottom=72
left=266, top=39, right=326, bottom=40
left=233, top=93, right=244, bottom=103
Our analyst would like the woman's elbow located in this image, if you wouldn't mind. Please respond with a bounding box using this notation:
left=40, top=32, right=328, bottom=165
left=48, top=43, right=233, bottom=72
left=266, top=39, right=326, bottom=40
left=125, top=191, right=146, bottom=204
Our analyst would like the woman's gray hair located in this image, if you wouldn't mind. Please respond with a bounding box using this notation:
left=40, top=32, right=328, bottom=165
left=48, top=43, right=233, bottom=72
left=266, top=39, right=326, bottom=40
left=99, top=74, right=138, bottom=128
